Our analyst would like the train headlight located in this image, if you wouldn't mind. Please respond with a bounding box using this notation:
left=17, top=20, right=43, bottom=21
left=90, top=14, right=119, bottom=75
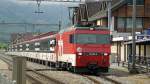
left=90, top=28, right=94, bottom=30
left=104, top=53, right=108, bottom=56
left=78, top=52, right=83, bottom=56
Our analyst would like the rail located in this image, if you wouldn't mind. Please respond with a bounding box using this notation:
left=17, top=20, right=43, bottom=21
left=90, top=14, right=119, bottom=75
left=99, top=75, right=122, bottom=84
left=0, top=55, right=15, bottom=84
left=82, top=75, right=101, bottom=84
left=26, top=67, right=64, bottom=84
left=0, top=54, right=65, bottom=84
left=82, top=74, right=122, bottom=84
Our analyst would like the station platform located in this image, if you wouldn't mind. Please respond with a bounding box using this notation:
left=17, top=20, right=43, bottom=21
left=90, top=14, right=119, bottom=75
left=107, top=63, right=150, bottom=84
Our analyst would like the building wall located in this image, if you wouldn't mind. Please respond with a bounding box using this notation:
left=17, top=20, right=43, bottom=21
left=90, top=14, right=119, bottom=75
left=140, top=45, right=145, bottom=56
left=111, top=41, right=130, bottom=62
left=96, top=4, right=148, bottom=32
left=145, top=0, right=150, bottom=17
left=79, top=0, right=150, bottom=32
left=111, top=43, right=117, bottom=62
left=112, top=5, right=145, bottom=17
left=121, top=43, right=125, bottom=61
left=111, top=42, right=125, bottom=62
left=144, top=18, right=150, bottom=29
left=111, top=43, right=118, bottom=63
left=127, top=6, right=145, bottom=17
left=136, top=45, right=140, bottom=55
left=125, top=44, right=128, bottom=61
left=112, top=5, right=145, bottom=32
left=146, top=45, right=150, bottom=57
left=111, top=0, right=150, bottom=33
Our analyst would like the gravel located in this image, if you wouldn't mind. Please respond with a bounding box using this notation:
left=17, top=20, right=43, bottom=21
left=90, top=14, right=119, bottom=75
left=1, top=53, right=150, bottom=84
left=27, top=62, right=94, bottom=84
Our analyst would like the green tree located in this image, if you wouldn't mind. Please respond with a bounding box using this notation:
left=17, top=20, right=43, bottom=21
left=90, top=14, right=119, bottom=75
left=0, top=43, right=8, bottom=49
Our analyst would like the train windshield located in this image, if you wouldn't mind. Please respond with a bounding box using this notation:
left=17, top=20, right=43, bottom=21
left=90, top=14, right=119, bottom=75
left=75, top=34, right=110, bottom=44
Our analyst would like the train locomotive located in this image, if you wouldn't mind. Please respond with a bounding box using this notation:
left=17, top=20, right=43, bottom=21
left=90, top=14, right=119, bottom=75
left=8, top=26, right=111, bottom=73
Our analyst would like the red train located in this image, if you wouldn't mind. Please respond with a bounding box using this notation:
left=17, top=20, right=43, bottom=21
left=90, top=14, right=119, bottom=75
left=8, top=26, right=111, bottom=73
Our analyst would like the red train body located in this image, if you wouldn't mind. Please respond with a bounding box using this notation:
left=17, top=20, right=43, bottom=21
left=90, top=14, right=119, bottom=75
left=9, top=26, right=111, bottom=73
left=55, top=27, right=110, bottom=72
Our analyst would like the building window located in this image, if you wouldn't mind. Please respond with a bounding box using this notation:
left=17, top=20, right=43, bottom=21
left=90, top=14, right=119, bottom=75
left=127, top=0, right=144, bottom=5
left=97, top=20, right=102, bottom=26
left=117, top=17, right=125, bottom=28
left=126, top=18, right=143, bottom=29
left=136, top=18, right=143, bottom=28
left=117, top=17, right=143, bottom=29
left=126, top=18, right=132, bottom=28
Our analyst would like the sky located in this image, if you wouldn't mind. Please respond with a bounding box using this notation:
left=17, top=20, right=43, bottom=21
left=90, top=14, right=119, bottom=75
left=0, top=0, right=79, bottom=42
left=0, top=0, right=79, bottom=24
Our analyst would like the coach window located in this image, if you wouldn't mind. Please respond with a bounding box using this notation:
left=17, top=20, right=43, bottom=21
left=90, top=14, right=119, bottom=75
left=35, top=42, right=40, bottom=51
left=29, top=43, right=34, bottom=51
left=17, top=45, right=20, bottom=51
left=22, top=44, right=26, bottom=51
left=40, top=40, right=49, bottom=51
left=19, top=45, right=23, bottom=51
left=50, top=39, right=56, bottom=47
left=26, top=44, right=29, bottom=51
left=35, top=42, right=40, bottom=48
left=15, top=46, right=17, bottom=51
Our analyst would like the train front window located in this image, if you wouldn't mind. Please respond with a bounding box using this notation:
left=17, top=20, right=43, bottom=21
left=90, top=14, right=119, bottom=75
left=75, top=34, right=110, bottom=44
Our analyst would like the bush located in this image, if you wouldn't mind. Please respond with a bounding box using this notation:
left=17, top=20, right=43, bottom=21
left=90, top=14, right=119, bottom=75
left=0, top=43, right=8, bottom=49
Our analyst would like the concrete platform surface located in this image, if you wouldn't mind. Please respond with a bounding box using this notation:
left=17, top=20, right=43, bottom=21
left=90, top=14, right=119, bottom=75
left=0, top=55, right=32, bottom=84
left=107, top=63, right=150, bottom=84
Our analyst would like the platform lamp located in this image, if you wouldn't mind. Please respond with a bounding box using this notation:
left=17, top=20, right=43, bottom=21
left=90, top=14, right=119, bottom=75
left=129, top=0, right=139, bottom=74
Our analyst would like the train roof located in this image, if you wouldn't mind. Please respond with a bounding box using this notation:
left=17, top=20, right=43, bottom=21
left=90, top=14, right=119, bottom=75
left=13, top=32, right=56, bottom=46
left=12, top=25, right=109, bottom=46
left=59, top=25, right=109, bottom=34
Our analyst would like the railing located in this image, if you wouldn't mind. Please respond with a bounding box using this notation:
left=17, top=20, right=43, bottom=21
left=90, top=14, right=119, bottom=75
left=132, top=55, right=149, bottom=65
left=0, top=73, right=16, bottom=84
left=128, top=55, right=150, bottom=72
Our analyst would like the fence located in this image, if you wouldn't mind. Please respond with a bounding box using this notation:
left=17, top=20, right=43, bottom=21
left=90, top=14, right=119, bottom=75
left=0, top=73, right=16, bottom=84
left=128, top=55, right=150, bottom=72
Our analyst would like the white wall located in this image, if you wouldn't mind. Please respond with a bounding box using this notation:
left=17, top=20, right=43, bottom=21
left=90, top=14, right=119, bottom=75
left=141, top=45, right=145, bottom=56
left=121, top=43, right=124, bottom=61
left=111, top=43, right=117, bottom=53
left=136, top=45, right=139, bottom=55
left=146, top=45, right=150, bottom=57
left=111, top=43, right=117, bottom=63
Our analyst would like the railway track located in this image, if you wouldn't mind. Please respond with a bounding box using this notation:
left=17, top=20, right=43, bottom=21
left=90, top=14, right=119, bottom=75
left=99, top=74, right=122, bottom=84
left=81, top=73, right=122, bottom=84
left=82, top=74, right=101, bottom=84
left=0, top=53, right=122, bottom=84
left=0, top=54, right=65, bottom=84
left=26, top=71, right=64, bottom=84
